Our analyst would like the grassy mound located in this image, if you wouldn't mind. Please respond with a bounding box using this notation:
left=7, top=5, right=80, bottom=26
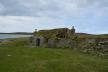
left=0, top=45, right=108, bottom=72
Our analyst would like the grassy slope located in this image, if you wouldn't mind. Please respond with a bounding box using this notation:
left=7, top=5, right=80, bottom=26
left=78, top=34, right=108, bottom=39
left=0, top=45, right=108, bottom=72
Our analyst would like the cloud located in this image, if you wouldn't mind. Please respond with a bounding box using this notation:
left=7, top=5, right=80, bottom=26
left=0, top=16, right=66, bottom=32
left=0, top=0, right=108, bottom=34
left=0, top=0, right=107, bottom=17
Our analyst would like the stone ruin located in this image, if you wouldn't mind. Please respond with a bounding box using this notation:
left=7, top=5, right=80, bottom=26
left=30, top=26, right=76, bottom=48
left=30, top=26, right=108, bottom=55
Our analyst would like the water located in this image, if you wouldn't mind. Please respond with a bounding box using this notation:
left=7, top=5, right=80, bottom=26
left=0, top=34, right=32, bottom=39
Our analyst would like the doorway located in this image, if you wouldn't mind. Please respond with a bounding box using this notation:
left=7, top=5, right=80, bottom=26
left=36, top=38, right=40, bottom=46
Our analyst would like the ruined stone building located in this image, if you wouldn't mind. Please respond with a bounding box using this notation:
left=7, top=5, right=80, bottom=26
left=30, top=26, right=108, bottom=51
left=29, top=26, right=108, bottom=55
left=31, top=26, right=77, bottom=48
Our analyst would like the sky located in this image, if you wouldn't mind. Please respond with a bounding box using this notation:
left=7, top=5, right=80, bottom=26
left=0, top=0, right=108, bottom=34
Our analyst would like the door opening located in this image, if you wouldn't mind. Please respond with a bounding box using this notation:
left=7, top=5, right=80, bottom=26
left=36, top=38, right=40, bottom=46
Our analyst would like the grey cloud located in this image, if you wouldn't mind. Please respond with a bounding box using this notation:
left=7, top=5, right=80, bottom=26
left=0, top=0, right=62, bottom=16
left=0, top=0, right=108, bottom=17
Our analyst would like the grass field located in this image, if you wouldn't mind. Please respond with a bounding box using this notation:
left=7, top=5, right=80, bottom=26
left=0, top=45, right=108, bottom=72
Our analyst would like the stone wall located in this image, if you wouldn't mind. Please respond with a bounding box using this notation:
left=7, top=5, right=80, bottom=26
left=31, top=36, right=76, bottom=48
left=31, top=36, right=45, bottom=47
left=47, top=38, right=76, bottom=48
left=77, top=38, right=108, bottom=55
left=31, top=35, right=108, bottom=55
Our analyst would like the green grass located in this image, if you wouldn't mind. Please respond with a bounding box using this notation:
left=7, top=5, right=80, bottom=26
left=0, top=45, right=108, bottom=72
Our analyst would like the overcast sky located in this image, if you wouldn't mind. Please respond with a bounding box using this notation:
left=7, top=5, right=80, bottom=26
left=0, top=0, right=108, bottom=34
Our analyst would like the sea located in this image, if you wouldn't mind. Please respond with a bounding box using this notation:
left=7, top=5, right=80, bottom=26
left=0, top=34, right=32, bottom=39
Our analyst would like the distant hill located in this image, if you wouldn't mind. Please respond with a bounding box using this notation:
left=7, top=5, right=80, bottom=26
left=77, top=33, right=108, bottom=39
left=0, top=32, right=33, bottom=35
left=76, top=33, right=93, bottom=35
